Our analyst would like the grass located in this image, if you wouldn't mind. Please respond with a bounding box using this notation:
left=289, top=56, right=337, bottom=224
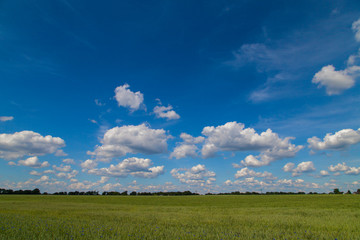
left=0, top=194, right=359, bottom=239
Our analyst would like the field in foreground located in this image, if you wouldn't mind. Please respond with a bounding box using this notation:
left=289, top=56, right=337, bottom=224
left=0, top=195, right=359, bottom=239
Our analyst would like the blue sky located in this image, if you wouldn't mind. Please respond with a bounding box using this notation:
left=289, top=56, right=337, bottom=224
left=1, top=0, right=360, bottom=193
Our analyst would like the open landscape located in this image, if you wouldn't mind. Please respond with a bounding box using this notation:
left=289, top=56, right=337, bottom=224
left=0, top=195, right=359, bottom=239
left=1, top=1, right=360, bottom=239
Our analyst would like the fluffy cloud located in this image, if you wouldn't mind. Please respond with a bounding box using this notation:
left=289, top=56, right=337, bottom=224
left=328, top=162, right=360, bottom=175
left=312, top=18, right=360, bottom=95
left=55, top=170, right=78, bottom=179
left=0, top=116, right=14, bottom=122
left=234, top=167, right=276, bottom=180
left=114, top=84, right=144, bottom=111
left=88, top=124, right=169, bottom=160
left=81, top=159, right=98, bottom=170
left=62, top=158, right=75, bottom=164
left=308, top=128, right=360, bottom=151
left=352, top=18, right=360, bottom=42
left=201, top=122, right=302, bottom=162
left=0, top=131, right=65, bottom=160
left=320, top=170, right=329, bottom=176
left=17, top=156, right=50, bottom=168
left=87, top=157, right=164, bottom=178
left=153, top=105, right=180, bottom=120
left=328, top=162, right=349, bottom=172
left=171, top=164, right=216, bottom=186
left=170, top=133, right=204, bottom=159
left=53, top=164, right=72, bottom=172
left=312, top=65, right=356, bottom=95
left=283, top=161, right=315, bottom=176
left=224, top=177, right=269, bottom=188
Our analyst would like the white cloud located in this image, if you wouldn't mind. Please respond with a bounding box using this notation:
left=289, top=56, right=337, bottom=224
left=80, top=159, right=98, bottom=170
left=312, top=65, right=356, bottom=95
left=170, top=144, right=198, bottom=159
left=328, top=162, right=349, bottom=172
left=0, top=116, right=14, bottom=122
left=171, top=164, right=216, bottom=186
left=87, top=157, right=164, bottom=178
left=29, top=170, right=41, bottom=176
left=56, top=170, right=78, bottom=179
left=320, top=170, right=329, bottom=176
left=312, top=18, right=360, bottom=96
left=102, top=183, right=122, bottom=191
left=282, top=162, right=295, bottom=172
left=17, top=156, right=50, bottom=168
left=308, top=128, right=360, bottom=151
left=0, top=131, right=65, bottom=160
left=234, top=167, right=276, bottom=180
left=62, top=158, right=75, bottom=164
left=170, top=133, right=204, bottom=159
left=352, top=18, right=360, bottom=42
left=114, top=84, right=144, bottom=111
left=196, top=122, right=302, bottom=167
left=153, top=105, right=180, bottom=120
left=345, top=167, right=360, bottom=175
left=283, top=161, right=315, bottom=176
left=201, top=122, right=302, bottom=162
left=328, top=162, right=360, bottom=175
left=53, top=164, right=72, bottom=172
left=88, top=124, right=169, bottom=160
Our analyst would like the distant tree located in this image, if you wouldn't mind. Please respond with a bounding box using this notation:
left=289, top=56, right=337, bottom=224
left=121, top=191, right=128, bottom=196
left=32, top=188, right=41, bottom=194
left=357, top=189, right=360, bottom=194
left=130, top=191, right=137, bottom=196
left=346, top=190, right=352, bottom=194
left=333, top=188, right=343, bottom=194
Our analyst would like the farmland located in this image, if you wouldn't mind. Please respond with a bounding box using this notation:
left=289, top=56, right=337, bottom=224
left=0, top=195, right=359, bottom=239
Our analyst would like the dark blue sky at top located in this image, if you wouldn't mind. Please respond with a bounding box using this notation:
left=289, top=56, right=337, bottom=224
left=1, top=0, right=360, bottom=192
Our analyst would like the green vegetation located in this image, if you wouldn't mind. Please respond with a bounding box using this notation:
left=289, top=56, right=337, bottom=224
left=0, top=195, right=359, bottom=239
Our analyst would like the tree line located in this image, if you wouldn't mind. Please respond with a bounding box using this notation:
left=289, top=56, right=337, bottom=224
left=1, top=188, right=359, bottom=195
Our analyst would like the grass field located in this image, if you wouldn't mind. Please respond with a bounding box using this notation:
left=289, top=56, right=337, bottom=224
left=0, top=195, right=359, bottom=239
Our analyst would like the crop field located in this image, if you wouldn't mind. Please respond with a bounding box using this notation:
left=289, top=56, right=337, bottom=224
left=0, top=195, right=359, bottom=240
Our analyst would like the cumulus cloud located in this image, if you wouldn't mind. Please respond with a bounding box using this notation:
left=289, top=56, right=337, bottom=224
left=328, top=162, right=349, bottom=172
left=201, top=122, right=302, bottom=166
left=81, top=159, right=98, bottom=170
left=87, top=157, right=164, bottom=178
left=224, top=177, right=269, bottom=188
left=170, top=133, right=204, bottom=159
left=234, top=167, right=276, bottom=180
left=312, top=65, right=356, bottom=95
left=320, top=170, right=329, bottom=176
left=88, top=124, right=169, bottom=160
left=56, top=170, right=78, bottom=179
left=114, top=84, right=144, bottom=111
left=17, top=156, right=50, bottom=168
left=62, top=158, right=75, bottom=165
left=171, top=164, right=216, bottom=186
left=53, top=164, right=72, bottom=172
left=0, top=131, right=65, bottom=160
left=0, top=116, right=14, bottom=122
left=312, top=18, right=360, bottom=95
left=283, top=161, right=315, bottom=176
left=308, top=128, right=360, bottom=151
left=328, top=162, right=360, bottom=175
left=153, top=105, right=180, bottom=120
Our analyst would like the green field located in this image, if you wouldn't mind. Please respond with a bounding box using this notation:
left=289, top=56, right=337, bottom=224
left=0, top=195, right=359, bottom=239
